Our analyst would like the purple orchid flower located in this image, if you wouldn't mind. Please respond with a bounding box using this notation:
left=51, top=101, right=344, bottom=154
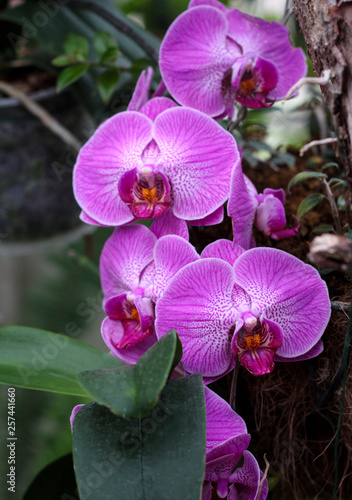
left=159, top=0, right=307, bottom=118
left=228, top=168, right=299, bottom=249
left=203, top=387, right=268, bottom=500
left=100, top=224, right=199, bottom=364
left=156, top=242, right=330, bottom=380
left=73, top=67, right=240, bottom=228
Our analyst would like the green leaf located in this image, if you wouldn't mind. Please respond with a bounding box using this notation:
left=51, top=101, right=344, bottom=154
left=73, top=374, right=206, bottom=500
left=0, top=326, right=123, bottom=396
left=288, top=171, right=327, bottom=192
left=64, top=34, right=89, bottom=59
left=51, top=54, right=73, bottom=67
left=311, top=224, right=335, bottom=234
left=57, top=64, right=89, bottom=92
left=321, top=162, right=339, bottom=172
left=100, top=46, right=119, bottom=62
left=97, top=68, right=120, bottom=103
left=297, top=193, right=325, bottom=221
left=94, top=30, right=118, bottom=58
left=78, top=330, right=182, bottom=418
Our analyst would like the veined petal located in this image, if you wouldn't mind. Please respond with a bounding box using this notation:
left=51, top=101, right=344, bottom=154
left=154, top=107, right=240, bottom=220
left=201, top=239, right=245, bottom=266
left=127, top=67, right=153, bottom=112
left=80, top=210, right=110, bottom=226
left=255, top=195, right=286, bottom=235
left=156, top=258, right=237, bottom=379
left=228, top=450, right=268, bottom=500
left=73, top=112, right=153, bottom=226
left=274, top=339, right=323, bottom=362
left=100, top=225, right=157, bottom=297
left=205, top=433, right=251, bottom=481
left=228, top=167, right=258, bottom=250
left=160, top=6, right=240, bottom=117
left=146, top=235, right=200, bottom=302
left=134, top=295, right=154, bottom=331
left=205, top=387, right=247, bottom=453
left=233, top=248, right=331, bottom=358
left=188, top=205, right=224, bottom=226
left=139, top=96, right=178, bottom=121
left=226, top=9, right=307, bottom=100
left=102, top=317, right=157, bottom=364
left=150, top=207, right=189, bottom=240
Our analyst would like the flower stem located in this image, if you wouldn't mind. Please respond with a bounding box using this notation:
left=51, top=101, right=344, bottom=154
left=229, top=360, right=240, bottom=411
left=322, top=178, right=343, bottom=235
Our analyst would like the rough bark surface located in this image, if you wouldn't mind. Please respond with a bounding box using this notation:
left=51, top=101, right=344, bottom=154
left=293, top=0, right=352, bottom=191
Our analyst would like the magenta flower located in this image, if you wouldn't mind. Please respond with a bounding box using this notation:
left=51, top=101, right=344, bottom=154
left=100, top=224, right=199, bottom=364
left=159, top=0, right=307, bottom=118
left=156, top=243, right=330, bottom=380
left=228, top=168, right=299, bottom=249
left=202, top=387, right=268, bottom=500
left=73, top=71, right=240, bottom=227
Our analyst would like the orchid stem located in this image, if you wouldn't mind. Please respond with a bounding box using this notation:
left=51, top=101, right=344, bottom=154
left=322, top=178, right=343, bottom=235
left=229, top=360, right=240, bottom=411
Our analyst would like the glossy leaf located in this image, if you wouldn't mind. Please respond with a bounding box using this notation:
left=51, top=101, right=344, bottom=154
left=288, top=171, right=327, bottom=192
left=297, top=193, right=325, bottom=221
left=100, top=46, right=120, bottom=62
left=78, top=330, right=182, bottom=418
left=0, top=326, right=123, bottom=396
left=52, top=54, right=73, bottom=67
left=311, top=224, right=335, bottom=234
left=97, top=68, right=120, bottom=103
left=73, top=374, right=206, bottom=500
left=57, top=64, right=89, bottom=92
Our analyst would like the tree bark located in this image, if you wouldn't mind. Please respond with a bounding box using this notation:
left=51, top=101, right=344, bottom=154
left=293, top=0, right=352, bottom=192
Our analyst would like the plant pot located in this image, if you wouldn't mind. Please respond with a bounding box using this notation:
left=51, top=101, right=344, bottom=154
left=0, top=86, right=94, bottom=250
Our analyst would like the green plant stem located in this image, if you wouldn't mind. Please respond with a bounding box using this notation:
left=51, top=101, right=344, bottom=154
left=229, top=361, right=240, bottom=411
left=67, top=0, right=158, bottom=64
left=322, top=178, right=343, bottom=235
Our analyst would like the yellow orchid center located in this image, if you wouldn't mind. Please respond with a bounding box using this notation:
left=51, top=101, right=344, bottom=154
left=142, top=187, right=157, bottom=203
left=131, top=307, right=140, bottom=322
left=240, top=77, right=255, bottom=95
left=244, top=333, right=261, bottom=350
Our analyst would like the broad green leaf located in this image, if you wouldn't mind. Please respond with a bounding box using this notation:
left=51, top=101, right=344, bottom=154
left=51, top=54, right=73, bottom=67
left=100, top=46, right=119, bottom=62
left=329, top=178, right=346, bottom=190
left=23, top=454, right=77, bottom=500
left=97, top=68, right=120, bottom=103
left=57, top=64, right=89, bottom=92
left=73, top=374, right=206, bottom=500
left=78, top=330, right=182, bottom=418
left=94, top=30, right=118, bottom=58
left=288, top=171, right=327, bottom=192
left=64, top=34, right=89, bottom=60
left=0, top=326, right=123, bottom=396
left=297, top=193, right=325, bottom=221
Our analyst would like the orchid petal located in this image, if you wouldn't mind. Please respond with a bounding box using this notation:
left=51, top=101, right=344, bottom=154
left=154, top=107, right=240, bottom=220
left=228, top=450, right=268, bottom=500
left=100, top=225, right=157, bottom=297
left=156, top=258, right=237, bottom=379
left=255, top=195, right=286, bottom=235
left=189, top=205, right=224, bottom=227
left=73, top=112, right=153, bottom=226
left=201, top=239, right=245, bottom=266
left=201, top=481, right=213, bottom=500
left=274, top=339, right=324, bottom=362
left=228, top=167, right=258, bottom=250
left=127, top=67, right=153, bottom=112
left=150, top=207, right=189, bottom=240
left=233, top=248, right=331, bottom=358
left=80, top=210, right=110, bottom=226
left=134, top=295, right=154, bottom=331
left=205, top=387, right=247, bottom=452
left=205, top=434, right=251, bottom=481
left=146, top=235, right=200, bottom=303
left=70, top=404, right=84, bottom=432
left=102, top=318, right=157, bottom=364
left=159, top=6, right=240, bottom=117
left=139, top=96, right=178, bottom=120
left=226, top=9, right=307, bottom=100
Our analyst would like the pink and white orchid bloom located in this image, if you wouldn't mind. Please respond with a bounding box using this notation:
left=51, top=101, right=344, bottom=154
left=100, top=224, right=199, bottom=364
left=159, top=0, right=306, bottom=119
left=74, top=67, right=240, bottom=229
left=156, top=242, right=330, bottom=381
